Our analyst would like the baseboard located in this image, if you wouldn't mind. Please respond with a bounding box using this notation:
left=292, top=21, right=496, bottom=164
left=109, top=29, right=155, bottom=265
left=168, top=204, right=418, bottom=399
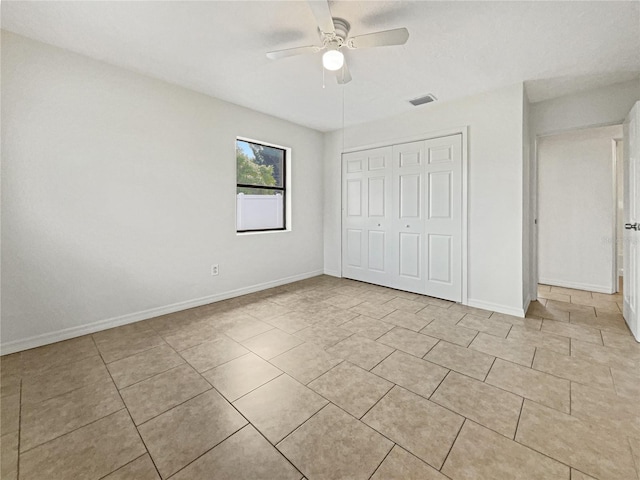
left=538, top=277, right=614, bottom=294
left=323, top=269, right=342, bottom=278
left=466, top=298, right=526, bottom=318
left=0, top=269, right=324, bottom=355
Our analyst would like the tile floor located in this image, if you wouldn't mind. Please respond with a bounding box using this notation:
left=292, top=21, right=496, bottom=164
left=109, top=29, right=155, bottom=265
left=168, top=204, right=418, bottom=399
left=1, top=277, right=639, bottom=480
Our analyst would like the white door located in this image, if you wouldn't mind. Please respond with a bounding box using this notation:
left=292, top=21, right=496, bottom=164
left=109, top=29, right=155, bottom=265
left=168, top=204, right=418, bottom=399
left=424, top=135, right=463, bottom=302
left=342, top=147, right=394, bottom=286
left=623, top=102, right=639, bottom=340
left=341, top=134, right=463, bottom=302
left=391, top=141, right=426, bottom=293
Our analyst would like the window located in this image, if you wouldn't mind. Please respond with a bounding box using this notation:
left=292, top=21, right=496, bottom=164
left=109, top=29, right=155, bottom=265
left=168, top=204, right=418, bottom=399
left=236, top=138, right=287, bottom=232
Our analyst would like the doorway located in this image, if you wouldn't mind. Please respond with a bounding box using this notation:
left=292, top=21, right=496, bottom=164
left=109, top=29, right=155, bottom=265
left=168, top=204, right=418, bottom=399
left=536, top=124, right=623, bottom=295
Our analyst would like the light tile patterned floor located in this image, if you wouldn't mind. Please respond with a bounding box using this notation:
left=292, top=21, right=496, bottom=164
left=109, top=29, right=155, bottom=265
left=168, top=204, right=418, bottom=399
left=1, top=278, right=639, bottom=479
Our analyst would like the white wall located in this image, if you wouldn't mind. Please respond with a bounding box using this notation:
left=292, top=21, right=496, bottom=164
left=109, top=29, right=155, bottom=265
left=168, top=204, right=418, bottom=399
left=1, top=31, right=325, bottom=353
left=324, top=83, right=526, bottom=316
left=531, top=79, right=640, bottom=136
left=528, top=79, right=640, bottom=298
left=538, top=125, right=621, bottom=293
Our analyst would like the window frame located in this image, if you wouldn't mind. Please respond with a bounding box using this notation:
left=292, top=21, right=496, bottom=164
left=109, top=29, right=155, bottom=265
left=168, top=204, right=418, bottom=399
left=236, top=137, right=289, bottom=234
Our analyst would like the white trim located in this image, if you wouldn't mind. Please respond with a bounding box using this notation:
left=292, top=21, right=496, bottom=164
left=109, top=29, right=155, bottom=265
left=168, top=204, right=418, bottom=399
left=466, top=298, right=526, bottom=318
left=536, top=120, right=625, bottom=139
left=339, top=127, right=469, bottom=305
left=0, top=269, right=324, bottom=355
left=341, top=126, right=469, bottom=154
left=522, top=294, right=531, bottom=317
left=323, top=269, right=342, bottom=278
left=611, top=138, right=619, bottom=293
left=235, top=136, right=292, bottom=234
left=538, top=277, right=615, bottom=294
left=460, top=127, right=469, bottom=305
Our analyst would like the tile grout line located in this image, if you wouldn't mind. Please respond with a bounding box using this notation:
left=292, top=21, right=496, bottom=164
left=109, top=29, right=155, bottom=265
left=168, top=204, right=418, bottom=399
left=512, top=396, right=526, bottom=441
left=18, top=407, right=131, bottom=456
left=428, top=369, right=453, bottom=400
left=17, top=377, right=23, bottom=479
left=300, top=359, right=347, bottom=387
left=367, top=349, right=397, bottom=373
left=95, top=453, right=149, bottom=480
left=90, top=335, right=164, bottom=480
left=438, top=417, right=466, bottom=473
left=222, top=372, right=285, bottom=404
left=164, top=422, right=250, bottom=479
left=7, top=278, right=634, bottom=478
left=366, top=442, right=395, bottom=480
left=483, top=357, right=497, bottom=382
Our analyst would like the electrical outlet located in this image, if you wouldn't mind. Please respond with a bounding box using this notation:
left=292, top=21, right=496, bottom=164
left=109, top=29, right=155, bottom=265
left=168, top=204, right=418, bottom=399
left=211, top=264, right=219, bottom=276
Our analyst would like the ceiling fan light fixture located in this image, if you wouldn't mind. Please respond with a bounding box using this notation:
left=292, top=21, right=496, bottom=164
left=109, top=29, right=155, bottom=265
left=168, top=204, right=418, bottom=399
left=322, top=48, right=344, bottom=71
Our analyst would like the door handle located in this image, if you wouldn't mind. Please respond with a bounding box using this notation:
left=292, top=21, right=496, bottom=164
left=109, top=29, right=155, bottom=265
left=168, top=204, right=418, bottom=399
left=625, top=223, right=639, bottom=230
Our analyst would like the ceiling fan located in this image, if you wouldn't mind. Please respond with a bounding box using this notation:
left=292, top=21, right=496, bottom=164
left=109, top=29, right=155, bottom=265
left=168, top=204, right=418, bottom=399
left=266, top=0, right=409, bottom=84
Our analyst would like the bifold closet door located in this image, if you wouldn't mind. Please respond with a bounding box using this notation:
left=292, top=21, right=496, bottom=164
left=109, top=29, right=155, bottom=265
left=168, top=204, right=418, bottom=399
left=341, top=134, right=462, bottom=302
left=342, top=147, right=394, bottom=287
left=391, top=141, right=426, bottom=293
left=423, top=134, right=462, bottom=302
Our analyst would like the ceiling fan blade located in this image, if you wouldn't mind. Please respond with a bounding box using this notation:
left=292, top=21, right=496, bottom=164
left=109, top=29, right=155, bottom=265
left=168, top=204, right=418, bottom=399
left=307, top=0, right=335, bottom=34
left=336, top=60, right=352, bottom=84
left=266, top=45, right=321, bottom=60
left=348, top=27, right=409, bottom=49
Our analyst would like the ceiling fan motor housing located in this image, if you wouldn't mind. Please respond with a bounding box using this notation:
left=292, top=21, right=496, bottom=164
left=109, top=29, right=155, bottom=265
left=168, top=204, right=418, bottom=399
left=332, top=18, right=350, bottom=40
left=320, top=18, right=350, bottom=46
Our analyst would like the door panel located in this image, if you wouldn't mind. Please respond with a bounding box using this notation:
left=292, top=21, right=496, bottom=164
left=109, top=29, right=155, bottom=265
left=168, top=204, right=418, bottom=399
left=428, top=234, right=452, bottom=283
left=346, top=180, right=362, bottom=217
left=399, top=174, right=421, bottom=218
left=399, top=232, right=421, bottom=278
left=428, top=171, right=453, bottom=219
left=623, top=102, right=639, bottom=340
left=346, top=158, right=363, bottom=173
left=424, top=135, right=463, bottom=301
left=346, top=229, right=362, bottom=267
left=342, top=147, right=393, bottom=286
left=399, top=145, right=423, bottom=167
left=368, top=177, right=386, bottom=217
left=368, top=231, right=386, bottom=272
left=392, top=141, right=425, bottom=293
left=428, top=144, right=453, bottom=164
left=369, top=155, right=387, bottom=171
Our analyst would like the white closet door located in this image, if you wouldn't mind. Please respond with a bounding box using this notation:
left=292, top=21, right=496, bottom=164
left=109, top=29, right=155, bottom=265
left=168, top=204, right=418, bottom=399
left=342, top=147, right=393, bottom=286
left=424, top=134, right=463, bottom=302
left=391, top=141, right=426, bottom=293
left=341, top=134, right=463, bottom=302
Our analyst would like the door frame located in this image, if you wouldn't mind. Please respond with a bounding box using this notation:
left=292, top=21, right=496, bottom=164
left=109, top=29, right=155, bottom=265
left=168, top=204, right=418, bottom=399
left=531, top=122, right=623, bottom=297
left=340, top=126, right=469, bottom=305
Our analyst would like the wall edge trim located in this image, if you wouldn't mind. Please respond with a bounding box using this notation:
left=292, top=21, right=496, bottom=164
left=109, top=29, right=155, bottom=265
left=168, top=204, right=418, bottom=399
left=466, top=298, right=526, bottom=318
left=0, top=269, right=324, bottom=355
left=538, top=277, right=614, bottom=295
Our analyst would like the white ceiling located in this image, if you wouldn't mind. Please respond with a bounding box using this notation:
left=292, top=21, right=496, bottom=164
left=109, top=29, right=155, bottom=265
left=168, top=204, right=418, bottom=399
left=2, top=1, right=639, bottom=132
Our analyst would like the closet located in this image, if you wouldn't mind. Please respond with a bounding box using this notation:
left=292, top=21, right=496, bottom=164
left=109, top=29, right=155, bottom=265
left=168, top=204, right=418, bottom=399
left=341, top=134, right=463, bottom=302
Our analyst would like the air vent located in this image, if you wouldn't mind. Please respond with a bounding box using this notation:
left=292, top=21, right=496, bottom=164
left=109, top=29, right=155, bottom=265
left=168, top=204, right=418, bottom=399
left=409, top=94, right=437, bottom=106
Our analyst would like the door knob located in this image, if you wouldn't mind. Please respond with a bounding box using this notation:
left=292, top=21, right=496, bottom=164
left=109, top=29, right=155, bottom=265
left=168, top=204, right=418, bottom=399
left=377, top=223, right=381, bottom=227
left=625, top=223, right=639, bottom=231
left=406, top=224, right=410, bottom=228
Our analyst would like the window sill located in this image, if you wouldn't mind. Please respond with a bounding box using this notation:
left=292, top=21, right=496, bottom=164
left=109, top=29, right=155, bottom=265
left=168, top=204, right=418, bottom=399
left=236, top=229, right=292, bottom=236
